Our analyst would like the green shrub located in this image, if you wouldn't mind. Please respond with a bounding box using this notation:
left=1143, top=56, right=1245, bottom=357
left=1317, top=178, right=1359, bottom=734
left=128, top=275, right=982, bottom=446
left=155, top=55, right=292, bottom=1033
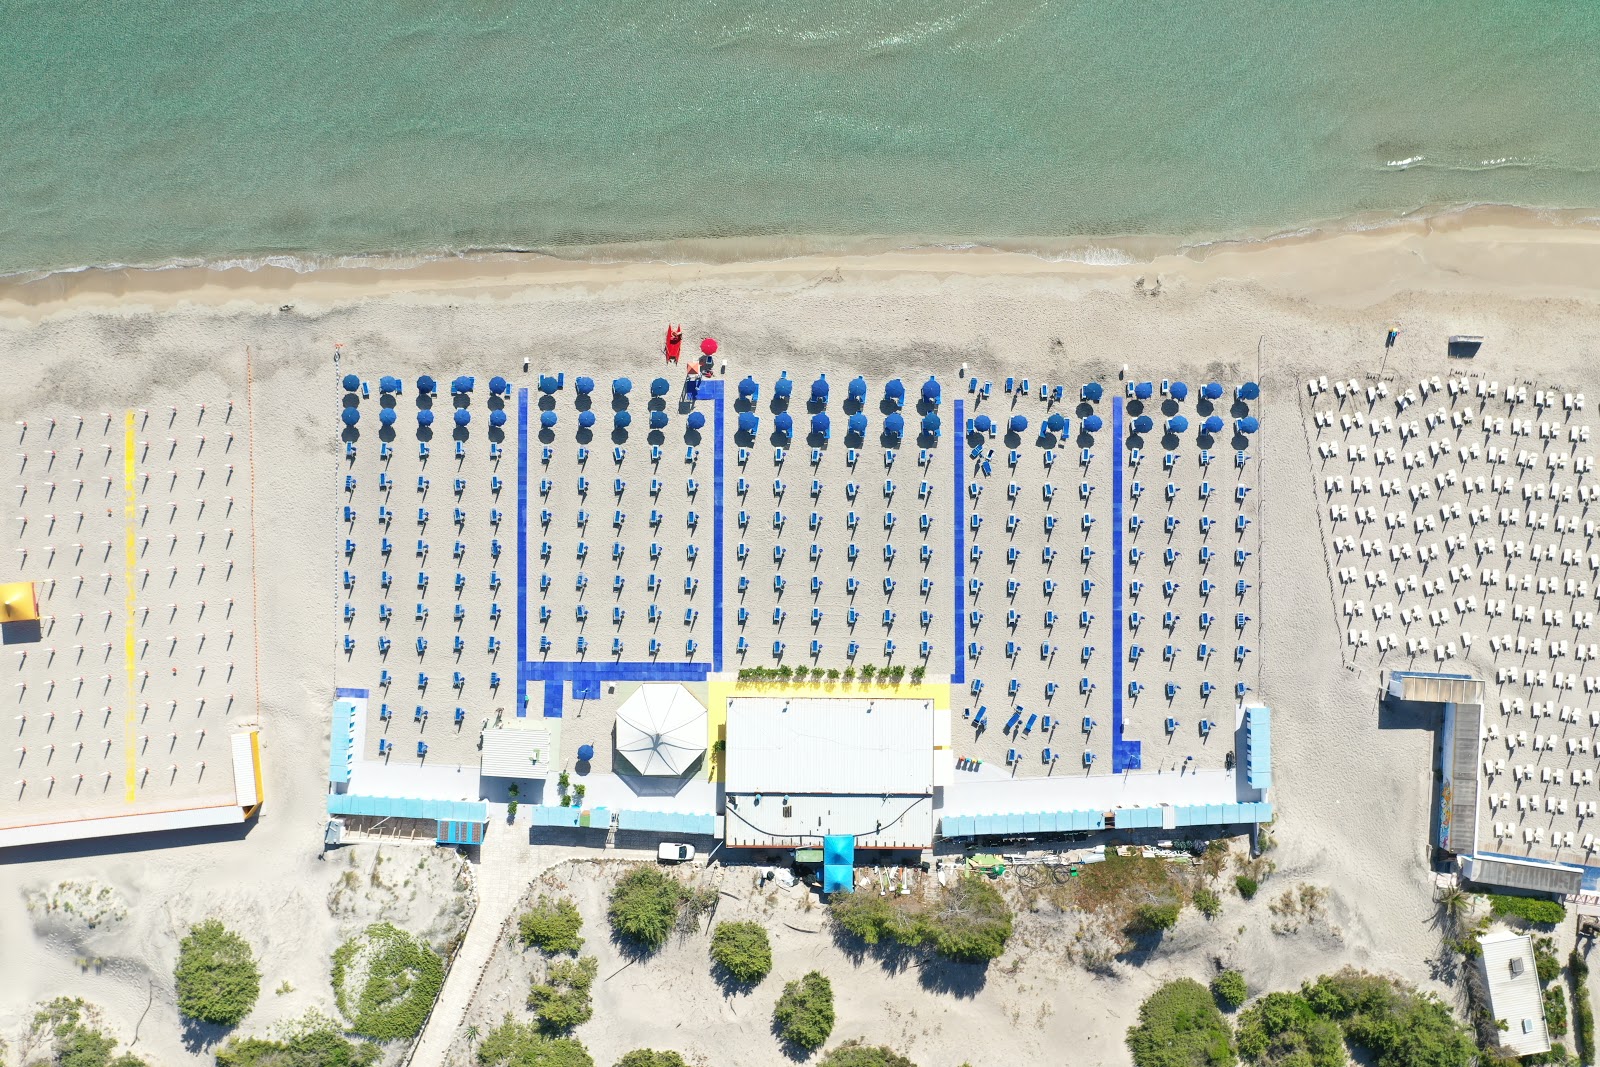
left=1126, top=978, right=1236, bottom=1067
left=520, top=897, right=585, bottom=955
left=1235, top=990, right=1343, bottom=1067
left=829, top=875, right=1012, bottom=963
left=216, top=1025, right=379, bottom=1067
left=1487, top=894, right=1566, bottom=926
left=1545, top=985, right=1570, bottom=1037
left=1194, top=888, right=1222, bottom=920
left=1235, top=876, right=1259, bottom=900
left=614, top=1053, right=687, bottom=1067
left=1130, top=900, right=1182, bottom=934
left=26, top=997, right=149, bottom=1067
left=528, top=956, right=597, bottom=1034
left=1572, top=950, right=1595, bottom=1065
left=607, top=868, right=689, bottom=953
left=175, top=919, right=261, bottom=1026
left=817, top=1040, right=918, bottom=1067
left=330, top=923, right=445, bottom=1042
left=773, top=971, right=836, bottom=1051
left=1211, top=971, right=1247, bottom=1011
left=1301, top=969, right=1474, bottom=1067
left=710, top=921, right=773, bottom=985
left=1534, top=937, right=1562, bottom=984
left=477, top=1017, right=593, bottom=1067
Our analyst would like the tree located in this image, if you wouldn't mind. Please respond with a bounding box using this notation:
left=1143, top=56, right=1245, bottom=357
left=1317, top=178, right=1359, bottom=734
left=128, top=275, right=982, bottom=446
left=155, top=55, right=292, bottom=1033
left=615, top=1053, right=688, bottom=1067
left=175, top=919, right=261, bottom=1026
left=477, top=1017, right=593, bottom=1067
left=1235, top=991, right=1343, bottom=1067
left=520, top=897, right=585, bottom=955
left=818, top=1040, right=918, bottom=1067
left=528, top=956, right=597, bottom=1033
left=1211, top=971, right=1247, bottom=1011
left=607, top=868, right=689, bottom=953
left=1126, top=978, right=1237, bottom=1067
left=773, top=972, right=836, bottom=1051
left=710, top=921, right=773, bottom=985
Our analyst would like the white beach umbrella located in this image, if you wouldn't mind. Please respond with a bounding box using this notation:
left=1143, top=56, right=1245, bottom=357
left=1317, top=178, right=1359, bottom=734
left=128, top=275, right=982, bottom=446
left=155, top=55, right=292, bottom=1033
left=614, top=684, right=707, bottom=776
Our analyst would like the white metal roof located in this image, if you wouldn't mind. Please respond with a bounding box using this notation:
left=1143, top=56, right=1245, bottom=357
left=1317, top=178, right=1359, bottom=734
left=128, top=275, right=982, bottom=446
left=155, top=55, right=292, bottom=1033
left=1478, top=929, right=1551, bottom=1056
left=230, top=732, right=260, bottom=808
left=616, top=684, right=707, bottom=776
left=724, top=697, right=937, bottom=796
left=481, top=725, right=559, bottom=778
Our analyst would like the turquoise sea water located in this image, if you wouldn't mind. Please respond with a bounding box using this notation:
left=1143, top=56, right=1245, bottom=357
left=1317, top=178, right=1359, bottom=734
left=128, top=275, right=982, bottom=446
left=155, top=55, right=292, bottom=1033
left=4, top=1, right=1600, bottom=275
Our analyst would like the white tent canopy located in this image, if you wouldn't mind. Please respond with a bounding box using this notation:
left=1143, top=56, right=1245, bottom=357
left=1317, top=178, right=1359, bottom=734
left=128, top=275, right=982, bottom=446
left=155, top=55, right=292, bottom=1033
left=615, top=684, right=708, bottom=776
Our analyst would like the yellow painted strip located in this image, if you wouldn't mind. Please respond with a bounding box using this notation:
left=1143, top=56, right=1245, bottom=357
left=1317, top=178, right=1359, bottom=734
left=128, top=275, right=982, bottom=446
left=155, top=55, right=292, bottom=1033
left=123, top=412, right=137, bottom=801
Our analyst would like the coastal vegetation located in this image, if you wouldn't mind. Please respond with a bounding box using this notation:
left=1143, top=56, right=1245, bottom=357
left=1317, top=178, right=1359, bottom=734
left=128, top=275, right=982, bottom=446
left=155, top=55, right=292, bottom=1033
left=710, top=920, right=773, bottom=984
left=214, top=1015, right=379, bottom=1067
left=519, top=896, right=586, bottom=955
left=477, top=1016, right=593, bottom=1067
left=1211, top=971, right=1248, bottom=1011
left=736, top=664, right=912, bottom=686
left=22, top=997, right=148, bottom=1067
left=773, top=971, right=836, bottom=1051
left=331, top=922, right=445, bottom=1041
left=829, top=873, right=1013, bottom=962
left=614, top=1053, right=687, bottom=1067
left=528, top=955, right=598, bottom=1033
left=1126, top=979, right=1236, bottom=1067
left=1486, top=894, right=1566, bottom=926
left=817, top=1040, right=919, bottom=1067
left=175, top=919, right=262, bottom=1026
left=607, top=868, right=694, bottom=953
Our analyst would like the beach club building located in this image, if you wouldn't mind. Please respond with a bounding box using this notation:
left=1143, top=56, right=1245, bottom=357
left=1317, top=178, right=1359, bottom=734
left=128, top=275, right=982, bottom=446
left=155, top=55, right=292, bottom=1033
left=722, top=695, right=952, bottom=851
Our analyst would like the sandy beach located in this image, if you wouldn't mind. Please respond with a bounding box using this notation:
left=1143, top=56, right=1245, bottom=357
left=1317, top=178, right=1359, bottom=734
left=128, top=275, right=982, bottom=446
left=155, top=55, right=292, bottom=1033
left=2, top=213, right=1600, bottom=1065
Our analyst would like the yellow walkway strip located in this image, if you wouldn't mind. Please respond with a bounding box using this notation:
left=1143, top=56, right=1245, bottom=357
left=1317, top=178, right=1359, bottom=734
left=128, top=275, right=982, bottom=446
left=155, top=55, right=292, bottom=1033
left=123, top=411, right=137, bottom=801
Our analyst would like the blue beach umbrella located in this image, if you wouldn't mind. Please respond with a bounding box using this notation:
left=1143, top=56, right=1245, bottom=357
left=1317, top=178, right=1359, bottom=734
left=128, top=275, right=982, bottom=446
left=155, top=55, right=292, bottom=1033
left=341, top=373, right=359, bottom=392
left=537, top=375, right=562, bottom=394
left=539, top=410, right=556, bottom=429
left=613, top=378, right=633, bottom=395
left=491, top=409, right=509, bottom=428
left=812, top=412, right=830, bottom=435
left=577, top=743, right=595, bottom=762
left=576, top=410, right=594, bottom=429
left=848, top=412, right=868, bottom=436
left=922, top=412, right=941, bottom=434
left=1238, top=416, right=1260, bottom=434
left=1167, top=415, right=1189, bottom=433
left=1238, top=382, right=1261, bottom=400
left=884, top=412, right=905, bottom=438
left=1203, top=415, right=1225, bottom=434
left=1132, top=414, right=1154, bottom=434
left=1082, top=382, right=1104, bottom=402
left=738, top=412, right=759, bottom=435
left=379, top=408, right=397, bottom=426
left=379, top=375, right=402, bottom=393
left=614, top=410, right=632, bottom=428
left=489, top=375, right=509, bottom=395
left=1046, top=412, right=1065, bottom=433
left=454, top=375, right=477, bottom=394
left=848, top=376, right=867, bottom=402
left=417, top=375, right=437, bottom=396
left=738, top=376, right=758, bottom=399
left=1203, top=382, right=1224, bottom=400
left=650, top=377, right=670, bottom=397
left=341, top=407, right=360, bottom=426
left=1084, top=414, right=1104, bottom=433
left=418, top=409, right=435, bottom=427
left=811, top=375, right=829, bottom=402
left=774, top=412, right=794, bottom=438
left=687, top=411, right=706, bottom=430
left=455, top=409, right=471, bottom=427
left=1169, top=381, right=1189, bottom=401
left=574, top=376, right=594, bottom=395
left=1009, top=415, right=1028, bottom=433
left=1134, top=382, right=1154, bottom=400
left=649, top=410, right=668, bottom=429
left=922, top=376, right=942, bottom=403
left=974, top=414, right=993, bottom=433
left=774, top=374, right=793, bottom=400
left=885, top=379, right=906, bottom=408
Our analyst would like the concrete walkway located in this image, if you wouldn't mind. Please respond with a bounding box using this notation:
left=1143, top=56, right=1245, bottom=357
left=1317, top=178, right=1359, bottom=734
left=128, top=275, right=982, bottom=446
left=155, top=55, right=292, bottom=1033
left=410, top=811, right=653, bottom=1066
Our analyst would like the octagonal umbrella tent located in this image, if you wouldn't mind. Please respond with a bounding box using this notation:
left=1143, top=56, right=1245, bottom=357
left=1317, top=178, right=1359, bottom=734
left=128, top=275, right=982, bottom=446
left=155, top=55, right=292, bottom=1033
left=1046, top=412, right=1065, bottom=433
left=1132, top=414, right=1153, bottom=434
left=1203, top=382, right=1224, bottom=400
left=1134, top=381, right=1154, bottom=401
left=1084, top=413, right=1104, bottom=433
left=1009, top=415, right=1028, bottom=433
left=1081, top=382, right=1104, bottom=402
left=1238, top=416, right=1261, bottom=434
left=613, top=377, right=633, bottom=396
left=739, top=376, right=759, bottom=399
left=773, top=374, right=794, bottom=400
left=922, top=376, right=941, bottom=403
left=700, top=337, right=718, bottom=356
left=1167, top=415, right=1189, bottom=433
left=738, top=411, right=759, bottom=435
left=848, top=412, right=868, bottom=436
left=574, top=376, right=594, bottom=395
left=490, top=375, right=510, bottom=395
left=537, top=375, right=561, bottom=394
left=417, top=409, right=435, bottom=427
left=922, top=412, right=941, bottom=435
left=341, top=373, right=360, bottom=392
left=379, top=407, right=397, bottom=426
left=455, top=409, right=471, bottom=427
left=812, top=412, right=830, bottom=436
left=417, top=374, right=438, bottom=396
left=687, top=411, right=706, bottom=430
left=1169, top=381, right=1189, bottom=401
left=341, top=407, right=360, bottom=426
left=1238, top=382, right=1261, bottom=400
left=575, top=410, right=594, bottom=429
left=974, top=414, right=992, bottom=433
left=614, top=410, right=632, bottom=428
left=1203, top=415, right=1225, bottom=434
left=650, top=377, right=671, bottom=397
left=884, top=412, right=905, bottom=438
left=539, top=410, right=556, bottom=429
left=848, top=376, right=868, bottom=403
left=885, top=378, right=906, bottom=407
left=774, top=411, right=794, bottom=438
left=649, top=410, right=668, bottom=429
left=454, top=375, right=477, bottom=394
left=811, top=375, right=830, bottom=402
left=379, top=375, right=403, bottom=393
left=615, top=684, right=708, bottom=776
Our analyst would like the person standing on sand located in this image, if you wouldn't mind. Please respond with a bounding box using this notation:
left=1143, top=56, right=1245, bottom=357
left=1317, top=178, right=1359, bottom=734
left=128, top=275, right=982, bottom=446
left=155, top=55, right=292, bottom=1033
left=1385, top=327, right=1400, bottom=348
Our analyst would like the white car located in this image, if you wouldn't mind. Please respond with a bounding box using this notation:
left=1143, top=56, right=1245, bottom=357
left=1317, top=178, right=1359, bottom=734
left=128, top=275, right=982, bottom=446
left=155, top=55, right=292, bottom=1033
left=657, top=842, right=695, bottom=863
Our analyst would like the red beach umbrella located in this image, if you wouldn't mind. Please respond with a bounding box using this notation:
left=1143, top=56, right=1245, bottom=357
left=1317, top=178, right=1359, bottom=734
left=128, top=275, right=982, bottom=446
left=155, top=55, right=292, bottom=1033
left=700, top=337, right=718, bottom=355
